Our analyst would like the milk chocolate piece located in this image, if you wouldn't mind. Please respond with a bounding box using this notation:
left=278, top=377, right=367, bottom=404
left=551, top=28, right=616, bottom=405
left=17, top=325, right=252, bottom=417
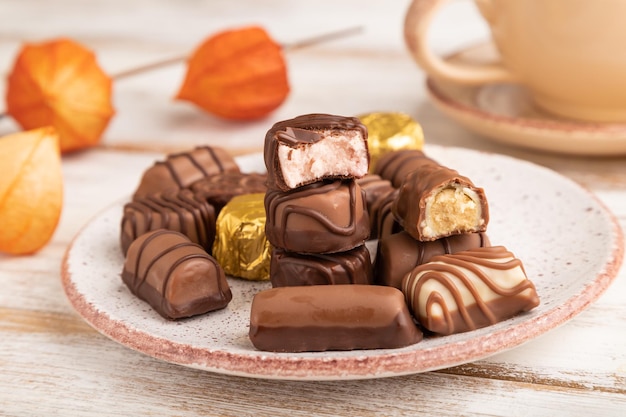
left=120, top=189, right=216, bottom=255
left=270, top=245, right=373, bottom=287
left=212, top=193, right=271, bottom=281
left=264, top=113, right=369, bottom=191
left=402, top=246, right=540, bottom=335
left=355, top=174, right=395, bottom=215
left=374, top=149, right=435, bottom=188
left=358, top=112, right=424, bottom=173
left=369, top=188, right=402, bottom=240
left=393, top=160, right=489, bottom=241
left=122, top=230, right=232, bottom=320
left=374, top=231, right=491, bottom=289
left=249, top=285, right=423, bottom=352
left=191, top=172, right=267, bottom=213
left=264, top=179, right=370, bottom=254
left=133, top=146, right=240, bottom=199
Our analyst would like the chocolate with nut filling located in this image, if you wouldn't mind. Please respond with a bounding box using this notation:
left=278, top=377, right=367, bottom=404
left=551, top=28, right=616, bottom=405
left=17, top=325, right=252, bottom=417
left=191, top=172, right=267, bottom=213
left=393, top=158, right=489, bottom=241
left=264, top=113, right=369, bottom=191
left=122, top=229, right=231, bottom=320
left=264, top=179, right=370, bottom=254
left=270, top=245, right=373, bottom=287
left=133, top=146, right=239, bottom=200
left=120, top=189, right=216, bottom=256
left=374, top=231, right=491, bottom=289
left=402, top=246, right=540, bottom=335
left=249, top=285, right=422, bottom=352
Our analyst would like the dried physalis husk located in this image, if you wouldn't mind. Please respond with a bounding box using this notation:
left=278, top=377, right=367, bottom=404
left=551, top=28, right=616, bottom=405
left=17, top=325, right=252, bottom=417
left=212, top=193, right=271, bottom=281
left=0, top=127, right=63, bottom=254
left=358, top=112, right=424, bottom=172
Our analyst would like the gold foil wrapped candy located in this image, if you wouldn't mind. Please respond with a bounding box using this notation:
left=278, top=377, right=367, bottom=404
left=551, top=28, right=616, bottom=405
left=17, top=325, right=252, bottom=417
left=358, top=112, right=424, bottom=172
left=212, top=193, right=271, bottom=281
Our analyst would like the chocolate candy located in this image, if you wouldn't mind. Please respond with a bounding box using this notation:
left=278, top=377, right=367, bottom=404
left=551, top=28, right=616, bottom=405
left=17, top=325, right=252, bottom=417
left=191, top=172, right=267, bottom=213
left=355, top=174, right=395, bottom=216
left=393, top=158, right=489, bottom=241
left=132, top=146, right=240, bottom=199
left=369, top=188, right=402, bottom=240
left=249, top=285, right=423, bottom=352
left=264, top=180, right=370, bottom=254
left=358, top=112, right=424, bottom=173
left=264, top=113, right=369, bottom=191
left=270, top=245, right=373, bottom=287
left=122, top=230, right=232, bottom=320
left=374, top=231, right=491, bottom=289
left=120, top=189, right=216, bottom=256
left=212, top=193, right=271, bottom=281
left=374, top=149, right=435, bottom=188
left=402, top=246, right=540, bottom=335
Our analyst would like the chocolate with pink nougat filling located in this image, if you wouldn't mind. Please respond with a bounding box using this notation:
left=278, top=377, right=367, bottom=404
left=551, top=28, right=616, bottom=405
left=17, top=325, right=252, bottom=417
left=264, top=113, right=369, bottom=191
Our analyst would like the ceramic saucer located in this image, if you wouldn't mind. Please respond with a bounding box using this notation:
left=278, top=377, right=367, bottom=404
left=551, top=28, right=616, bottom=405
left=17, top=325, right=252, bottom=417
left=425, top=44, right=626, bottom=156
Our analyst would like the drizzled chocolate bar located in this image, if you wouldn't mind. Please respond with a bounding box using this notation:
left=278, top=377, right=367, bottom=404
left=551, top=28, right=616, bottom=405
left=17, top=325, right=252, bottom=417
left=402, top=246, right=540, bottom=335
left=264, top=180, right=370, bottom=254
left=133, top=146, right=239, bottom=200
left=122, top=229, right=232, bottom=320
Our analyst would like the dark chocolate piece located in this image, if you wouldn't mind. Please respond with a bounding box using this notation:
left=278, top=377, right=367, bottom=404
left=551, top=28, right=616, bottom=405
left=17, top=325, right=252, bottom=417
left=374, top=149, right=436, bottom=188
left=374, top=231, right=491, bottom=289
left=191, top=172, right=267, bottom=213
left=270, top=245, right=373, bottom=287
left=264, top=179, right=370, bottom=254
left=249, top=285, right=423, bottom=352
left=122, top=229, right=232, bottom=320
left=120, top=189, right=216, bottom=255
left=133, top=146, right=240, bottom=199
left=264, top=113, right=369, bottom=191
left=402, top=246, right=540, bottom=335
left=393, top=158, right=489, bottom=241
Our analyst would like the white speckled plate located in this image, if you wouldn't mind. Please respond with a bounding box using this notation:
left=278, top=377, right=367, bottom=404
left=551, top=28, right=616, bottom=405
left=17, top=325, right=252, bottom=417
left=426, top=44, right=626, bottom=155
left=61, top=146, right=624, bottom=380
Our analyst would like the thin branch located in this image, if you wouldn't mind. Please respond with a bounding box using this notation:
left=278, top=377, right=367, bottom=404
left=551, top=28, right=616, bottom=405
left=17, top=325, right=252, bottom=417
left=112, top=25, right=364, bottom=80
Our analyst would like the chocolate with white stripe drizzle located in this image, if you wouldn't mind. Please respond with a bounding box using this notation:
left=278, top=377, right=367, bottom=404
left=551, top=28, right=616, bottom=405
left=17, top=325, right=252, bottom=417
left=402, top=246, right=539, bottom=335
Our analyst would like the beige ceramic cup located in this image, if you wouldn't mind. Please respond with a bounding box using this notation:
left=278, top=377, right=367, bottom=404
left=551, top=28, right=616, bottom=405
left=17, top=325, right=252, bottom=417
left=405, top=0, right=626, bottom=123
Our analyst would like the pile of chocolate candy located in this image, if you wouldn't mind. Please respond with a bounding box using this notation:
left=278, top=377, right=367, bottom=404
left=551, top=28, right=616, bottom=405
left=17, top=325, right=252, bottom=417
left=118, top=112, right=540, bottom=353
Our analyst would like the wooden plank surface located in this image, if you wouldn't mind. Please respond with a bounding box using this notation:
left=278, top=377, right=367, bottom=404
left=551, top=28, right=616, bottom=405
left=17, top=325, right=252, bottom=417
left=1, top=0, right=625, bottom=415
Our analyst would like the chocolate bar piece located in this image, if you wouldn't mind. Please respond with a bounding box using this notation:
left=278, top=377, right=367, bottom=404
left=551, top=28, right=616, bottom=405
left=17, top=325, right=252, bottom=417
left=264, top=113, right=369, bottom=191
left=270, top=245, right=373, bottom=287
left=368, top=188, right=402, bottom=240
left=374, top=149, right=435, bottom=188
left=402, top=246, right=540, bottom=335
left=212, top=193, right=271, bottom=281
left=249, top=285, right=423, bottom=352
left=122, top=229, right=232, bottom=320
left=191, top=172, right=267, bottom=213
left=264, top=179, right=370, bottom=254
left=393, top=160, right=489, bottom=241
left=355, top=174, right=395, bottom=216
left=120, top=189, right=216, bottom=255
left=374, top=231, right=491, bottom=289
left=133, top=146, right=240, bottom=199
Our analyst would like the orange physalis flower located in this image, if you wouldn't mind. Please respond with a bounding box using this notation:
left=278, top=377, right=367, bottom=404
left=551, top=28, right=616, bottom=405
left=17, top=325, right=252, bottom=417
left=176, top=26, right=290, bottom=120
left=5, top=38, right=115, bottom=153
left=0, top=127, right=63, bottom=255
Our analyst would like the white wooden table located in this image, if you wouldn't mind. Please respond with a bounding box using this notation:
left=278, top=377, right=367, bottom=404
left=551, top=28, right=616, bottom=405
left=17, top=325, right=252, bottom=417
left=1, top=1, right=625, bottom=415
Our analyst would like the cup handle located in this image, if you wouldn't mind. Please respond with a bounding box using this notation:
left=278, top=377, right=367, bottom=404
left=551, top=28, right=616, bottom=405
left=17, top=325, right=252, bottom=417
left=404, top=0, right=517, bottom=84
